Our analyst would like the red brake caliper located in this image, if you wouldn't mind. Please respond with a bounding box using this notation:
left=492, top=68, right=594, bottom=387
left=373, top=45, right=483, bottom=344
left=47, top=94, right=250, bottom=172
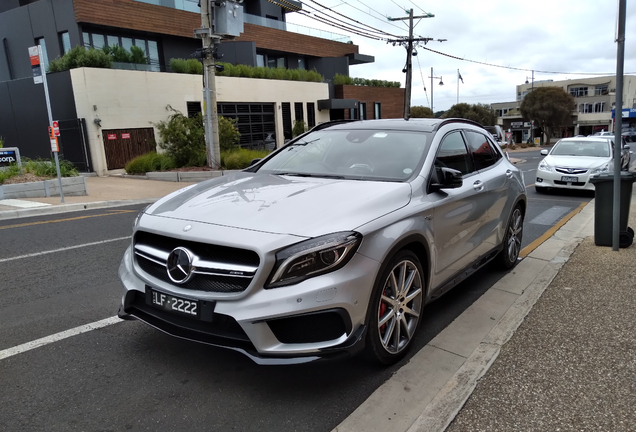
left=379, top=289, right=387, bottom=333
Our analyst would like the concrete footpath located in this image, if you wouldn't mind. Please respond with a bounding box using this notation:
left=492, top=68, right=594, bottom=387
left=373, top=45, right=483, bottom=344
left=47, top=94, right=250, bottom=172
left=1, top=175, right=635, bottom=432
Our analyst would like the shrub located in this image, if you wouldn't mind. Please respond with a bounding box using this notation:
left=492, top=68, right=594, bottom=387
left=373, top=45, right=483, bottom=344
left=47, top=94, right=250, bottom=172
left=0, top=135, right=4, bottom=148
left=292, top=120, right=307, bottom=138
left=48, top=46, right=112, bottom=72
left=24, top=158, right=79, bottom=177
left=218, top=116, right=240, bottom=152
left=129, top=46, right=148, bottom=64
left=221, top=148, right=271, bottom=170
left=169, top=58, right=202, bottom=74
left=0, top=164, right=21, bottom=184
left=102, top=45, right=132, bottom=63
left=125, top=152, right=176, bottom=174
left=333, top=73, right=401, bottom=88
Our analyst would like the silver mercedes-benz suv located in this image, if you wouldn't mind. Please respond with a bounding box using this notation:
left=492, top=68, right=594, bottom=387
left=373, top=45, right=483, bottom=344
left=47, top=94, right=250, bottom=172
left=118, top=118, right=526, bottom=365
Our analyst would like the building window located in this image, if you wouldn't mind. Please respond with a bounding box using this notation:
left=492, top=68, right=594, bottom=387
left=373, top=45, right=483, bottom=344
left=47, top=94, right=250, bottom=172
left=82, top=32, right=90, bottom=47
left=267, top=56, right=285, bottom=68
left=306, top=102, right=315, bottom=128
left=107, top=35, right=119, bottom=47
left=187, top=101, right=202, bottom=118
left=594, top=102, right=605, bottom=113
left=359, top=102, right=367, bottom=120
left=374, top=102, right=381, bottom=119
left=570, top=87, right=588, bottom=97
left=579, top=103, right=593, bottom=113
left=595, top=85, right=609, bottom=96
left=60, top=32, right=71, bottom=54
left=256, top=54, right=265, bottom=67
left=298, top=57, right=306, bottom=70
left=82, top=32, right=159, bottom=71
left=35, top=37, right=49, bottom=72
left=294, top=102, right=304, bottom=122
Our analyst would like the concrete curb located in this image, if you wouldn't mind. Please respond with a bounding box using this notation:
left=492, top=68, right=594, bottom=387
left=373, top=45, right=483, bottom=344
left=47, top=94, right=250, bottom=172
left=120, top=170, right=238, bottom=182
left=0, top=198, right=157, bottom=221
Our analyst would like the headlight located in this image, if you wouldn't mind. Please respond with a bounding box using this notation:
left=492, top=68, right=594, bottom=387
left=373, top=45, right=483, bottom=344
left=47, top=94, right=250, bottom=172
left=266, top=232, right=362, bottom=288
left=133, top=205, right=151, bottom=229
left=538, top=160, right=552, bottom=172
left=590, top=163, right=610, bottom=175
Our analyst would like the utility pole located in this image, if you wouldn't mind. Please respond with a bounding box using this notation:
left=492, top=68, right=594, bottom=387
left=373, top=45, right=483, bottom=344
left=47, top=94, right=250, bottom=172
left=612, top=0, right=626, bottom=251
left=387, top=10, right=443, bottom=120
left=199, top=0, right=221, bottom=169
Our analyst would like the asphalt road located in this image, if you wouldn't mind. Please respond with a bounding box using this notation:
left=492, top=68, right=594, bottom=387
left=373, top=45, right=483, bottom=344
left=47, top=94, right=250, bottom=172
left=0, top=155, right=595, bottom=432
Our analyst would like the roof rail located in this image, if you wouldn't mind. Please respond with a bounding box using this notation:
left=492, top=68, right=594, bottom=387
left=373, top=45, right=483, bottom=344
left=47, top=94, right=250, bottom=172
left=433, top=118, right=486, bottom=131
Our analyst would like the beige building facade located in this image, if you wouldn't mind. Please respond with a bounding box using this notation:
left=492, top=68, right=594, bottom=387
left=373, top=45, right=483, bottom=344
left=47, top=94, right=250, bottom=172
left=493, top=75, right=636, bottom=143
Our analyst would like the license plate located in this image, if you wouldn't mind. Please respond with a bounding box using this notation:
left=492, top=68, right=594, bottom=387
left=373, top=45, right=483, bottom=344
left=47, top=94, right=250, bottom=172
left=149, top=289, right=199, bottom=318
left=561, top=176, right=578, bottom=182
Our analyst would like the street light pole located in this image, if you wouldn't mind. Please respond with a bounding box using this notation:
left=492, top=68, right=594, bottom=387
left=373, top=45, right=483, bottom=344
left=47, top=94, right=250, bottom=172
left=428, top=67, right=444, bottom=113
left=525, top=70, right=534, bottom=144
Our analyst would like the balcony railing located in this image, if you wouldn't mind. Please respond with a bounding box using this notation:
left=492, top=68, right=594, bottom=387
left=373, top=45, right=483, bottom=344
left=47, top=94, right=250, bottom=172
left=133, top=0, right=200, bottom=13
left=243, top=14, right=351, bottom=43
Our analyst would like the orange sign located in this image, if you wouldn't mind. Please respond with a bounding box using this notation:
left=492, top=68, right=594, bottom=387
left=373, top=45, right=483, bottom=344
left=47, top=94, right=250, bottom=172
left=52, top=121, right=60, bottom=136
left=50, top=137, right=59, bottom=152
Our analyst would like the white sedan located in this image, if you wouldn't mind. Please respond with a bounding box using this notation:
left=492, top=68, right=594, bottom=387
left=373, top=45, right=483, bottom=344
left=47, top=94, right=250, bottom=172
left=535, top=137, right=625, bottom=193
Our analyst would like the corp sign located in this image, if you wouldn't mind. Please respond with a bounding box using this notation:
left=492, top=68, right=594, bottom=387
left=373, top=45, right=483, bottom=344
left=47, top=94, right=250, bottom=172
left=0, top=147, right=22, bottom=168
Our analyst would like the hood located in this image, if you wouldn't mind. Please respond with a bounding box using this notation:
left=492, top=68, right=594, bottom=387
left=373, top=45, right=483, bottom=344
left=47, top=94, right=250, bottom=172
left=146, top=172, right=412, bottom=237
left=544, top=155, right=611, bottom=169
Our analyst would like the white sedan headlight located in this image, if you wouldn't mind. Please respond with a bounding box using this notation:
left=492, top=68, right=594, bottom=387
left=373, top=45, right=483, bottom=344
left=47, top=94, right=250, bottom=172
left=538, top=160, right=552, bottom=173
left=590, top=163, right=610, bottom=175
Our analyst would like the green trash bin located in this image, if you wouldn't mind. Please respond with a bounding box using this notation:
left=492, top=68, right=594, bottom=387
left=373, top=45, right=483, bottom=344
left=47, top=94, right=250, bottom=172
left=589, top=172, right=636, bottom=247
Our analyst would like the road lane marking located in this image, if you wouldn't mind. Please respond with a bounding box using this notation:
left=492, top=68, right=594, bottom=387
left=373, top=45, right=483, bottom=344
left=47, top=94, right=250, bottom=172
left=520, top=202, right=587, bottom=258
left=0, top=199, right=51, bottom=208
left=0, top=316, right=122, bottom=361
left=0, top=210, right=136, bottom=230
left=526, top=183, right=535, bottom=188
left=529, top=206, right=571, bottom=225
left=0, top=236, right=131, bottom=263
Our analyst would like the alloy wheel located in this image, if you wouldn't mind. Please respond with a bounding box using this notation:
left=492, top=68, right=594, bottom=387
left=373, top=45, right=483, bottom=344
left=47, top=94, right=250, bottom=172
left=377, top=260, right=423, bottom=354
left=507, top=208, right=523, bottom=262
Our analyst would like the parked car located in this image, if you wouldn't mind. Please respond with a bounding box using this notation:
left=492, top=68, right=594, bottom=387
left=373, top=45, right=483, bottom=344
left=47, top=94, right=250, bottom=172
left=592, top=135, right=631, bottom=170
left=483, top=125, right=507, bottom=146
left=535, top=137, right=629, bottom=193
left=118, top=118, right=527, bottom=365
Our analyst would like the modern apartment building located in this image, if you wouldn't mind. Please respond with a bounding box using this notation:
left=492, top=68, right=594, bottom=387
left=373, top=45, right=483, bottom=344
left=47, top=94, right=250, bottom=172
left=0, top=0, right=403, bottom=174
left=493, top=75, right=636, bottom=143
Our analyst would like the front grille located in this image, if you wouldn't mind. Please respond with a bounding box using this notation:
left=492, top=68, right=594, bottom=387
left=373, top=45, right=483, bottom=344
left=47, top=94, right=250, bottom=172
left=554, top=180, right=586, bottom=186
left=267, top=309, right=350, bottom=344
left=134, top=230, right=259, bottom=293
left=556, top=167, right=588, bottom=175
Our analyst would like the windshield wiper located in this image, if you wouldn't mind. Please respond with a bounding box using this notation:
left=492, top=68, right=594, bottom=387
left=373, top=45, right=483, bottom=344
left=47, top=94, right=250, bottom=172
left=274, top=172, right=345, bottom=179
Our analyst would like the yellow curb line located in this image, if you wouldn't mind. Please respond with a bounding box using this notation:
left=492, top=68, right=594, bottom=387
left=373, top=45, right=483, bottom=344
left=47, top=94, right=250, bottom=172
left=519, top=201, right=588, bottom=258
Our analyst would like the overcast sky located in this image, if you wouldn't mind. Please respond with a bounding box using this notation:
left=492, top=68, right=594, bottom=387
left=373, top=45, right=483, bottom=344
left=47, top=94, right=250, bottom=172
left=286, top=0, right=636, bottom=112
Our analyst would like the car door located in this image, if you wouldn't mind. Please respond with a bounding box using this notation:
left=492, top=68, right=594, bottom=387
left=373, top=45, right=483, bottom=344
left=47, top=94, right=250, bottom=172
left=463, top=130, right=511, bottom=255
left=428, top=130, right=488, bottom=290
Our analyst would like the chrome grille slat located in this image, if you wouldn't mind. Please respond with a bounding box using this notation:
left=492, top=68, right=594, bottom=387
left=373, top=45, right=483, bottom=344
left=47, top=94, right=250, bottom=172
left=555, top=167, right=588, bottom=175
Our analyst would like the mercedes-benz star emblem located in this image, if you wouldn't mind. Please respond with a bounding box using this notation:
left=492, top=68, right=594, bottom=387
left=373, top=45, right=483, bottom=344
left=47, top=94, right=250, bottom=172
left=166, top=247, right=194, bottom=284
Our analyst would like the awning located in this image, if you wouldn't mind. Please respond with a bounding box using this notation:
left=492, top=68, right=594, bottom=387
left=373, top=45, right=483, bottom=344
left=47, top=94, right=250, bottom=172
left=347, top=53, right=374, bottom=65
left=318, top=99, right=358, bottom=110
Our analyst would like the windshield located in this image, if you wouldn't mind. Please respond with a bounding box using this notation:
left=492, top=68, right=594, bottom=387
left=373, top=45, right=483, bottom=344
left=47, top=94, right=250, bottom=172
left=551, top=140, right=610, bottom=157
left=256, top=129, right=429, bottom=181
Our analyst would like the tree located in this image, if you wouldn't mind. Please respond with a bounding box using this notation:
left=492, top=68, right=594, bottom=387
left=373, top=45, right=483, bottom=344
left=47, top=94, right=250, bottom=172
left=434, top=110, right=446, bottom=118
left=410, top=106, right=434, bottom=118
left=441, top=103, right=497, bottom=125
left=520, top=87, right=575, bottom=145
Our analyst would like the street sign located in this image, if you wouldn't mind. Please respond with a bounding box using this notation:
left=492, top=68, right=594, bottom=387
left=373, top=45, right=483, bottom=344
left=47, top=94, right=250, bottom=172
left=52, top=120, right=60, bottom=136
left=121, top=133, right=131, bottom=139
left=107, top=134, right=117, bottom=140
left=505, top=132, right=513, bottom=141
left=28, top=46, right=43, bottom=84
left=50, top=137, right=59, bottom=152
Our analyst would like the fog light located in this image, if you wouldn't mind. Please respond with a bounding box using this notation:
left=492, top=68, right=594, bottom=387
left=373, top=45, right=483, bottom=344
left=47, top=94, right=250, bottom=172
left=536, top=177, right=543, bottom=182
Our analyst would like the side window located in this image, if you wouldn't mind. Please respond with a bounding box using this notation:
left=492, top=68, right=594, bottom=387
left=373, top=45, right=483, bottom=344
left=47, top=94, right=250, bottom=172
left=465, top=131, right=501, bottom=170
left=435, top=131, right=474, bottom=175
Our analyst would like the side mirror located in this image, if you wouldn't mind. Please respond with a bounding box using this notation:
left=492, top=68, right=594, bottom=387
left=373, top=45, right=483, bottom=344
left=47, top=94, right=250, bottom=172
left=430, top=167, right=463, bottom=191
left=249, top=158, right=261, bottom=166
left=540, top=149, right=548, bottom=156
left=624, top=145, right=630, bottom=150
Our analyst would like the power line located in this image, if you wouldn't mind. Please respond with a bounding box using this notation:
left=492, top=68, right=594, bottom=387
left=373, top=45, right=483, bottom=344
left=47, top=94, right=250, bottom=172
left=421, top=46, right=636, bottom=76
left=297, top=10, right=386, bottom=40
left=415, top=54, right=430, bottom=108
left=344, top=0, right=411, bottom=33
left=303, top=0, right=399, bottom=37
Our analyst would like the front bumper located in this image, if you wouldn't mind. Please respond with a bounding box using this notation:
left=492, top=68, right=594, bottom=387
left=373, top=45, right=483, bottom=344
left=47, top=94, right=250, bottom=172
left=118, top=244, right=379, bottom=364
left=536, top=170, right=597, bottom=191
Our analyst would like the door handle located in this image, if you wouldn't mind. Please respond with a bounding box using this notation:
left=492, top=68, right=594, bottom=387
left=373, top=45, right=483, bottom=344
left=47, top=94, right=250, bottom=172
left=506, top=169, right=514, bottom=178
left=473, top=180, right=484, bottom=191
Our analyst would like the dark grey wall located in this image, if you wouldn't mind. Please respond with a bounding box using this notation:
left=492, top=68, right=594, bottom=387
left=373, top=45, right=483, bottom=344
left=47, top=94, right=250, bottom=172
left=0, top=0, right=78, bottom=82
left=0, top=71, right=77, bottom=159
left=162, top=35, right=202, bottom=70
left=309, top=57, right=349, bottom=82
left=243, top=0, right=284, bottom=20
left=0, top=0, right=21, bottom=14
left=217, top=41, right=256, bottom=66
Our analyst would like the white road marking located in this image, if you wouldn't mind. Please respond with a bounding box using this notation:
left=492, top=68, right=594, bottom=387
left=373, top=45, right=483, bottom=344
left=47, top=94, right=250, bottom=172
left=0, top=316, right=122, bottom=361
left=0, top=236, right=131, bottom=264
left=0, top=199, right=51, bottom=208
left=529, top=206, right=571, bottom=225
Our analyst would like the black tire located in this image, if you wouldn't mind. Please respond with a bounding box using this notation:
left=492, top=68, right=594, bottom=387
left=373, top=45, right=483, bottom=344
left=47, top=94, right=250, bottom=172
left=497, top=205, right=524, bottom=270
left=363, top=250, right=425, bottom=365
left=535, top=185, right=548, bottom=194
